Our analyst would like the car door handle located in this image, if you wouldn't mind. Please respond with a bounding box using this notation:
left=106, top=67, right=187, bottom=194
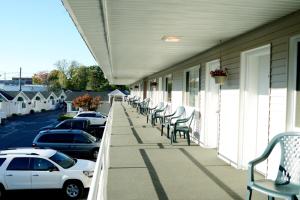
left=6, top=174, right=13, bottom=176
left=32, top=174, right=39, bottom=176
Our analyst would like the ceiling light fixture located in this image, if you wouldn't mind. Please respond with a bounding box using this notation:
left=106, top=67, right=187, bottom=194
left=161, top=35, right=181, bottom=42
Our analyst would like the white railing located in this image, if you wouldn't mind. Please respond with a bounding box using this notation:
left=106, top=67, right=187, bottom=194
left=87, top=102, right=114, bottom=200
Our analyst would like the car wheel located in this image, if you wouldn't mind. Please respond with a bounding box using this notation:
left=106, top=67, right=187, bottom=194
left=0, top=185, right=5, bottom=200
left=92, top=148, right=99, bottom=160
left=63, top=181, right=83, bottom=199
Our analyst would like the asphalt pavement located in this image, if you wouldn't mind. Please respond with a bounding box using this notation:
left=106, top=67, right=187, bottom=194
left=0, top=110, right=61, bottom=149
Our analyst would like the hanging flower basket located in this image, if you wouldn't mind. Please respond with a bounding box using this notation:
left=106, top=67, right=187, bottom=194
left=150, top=82, right=157, bottom=87
left=210, top=68, right=228, bottom=85
left=214, top=75, right=227, bottom=84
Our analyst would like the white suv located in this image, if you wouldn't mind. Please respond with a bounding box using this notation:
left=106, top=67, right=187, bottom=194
left=74, top=111, right=107, bottom=125
left=0, top=148, right=95, bottom=199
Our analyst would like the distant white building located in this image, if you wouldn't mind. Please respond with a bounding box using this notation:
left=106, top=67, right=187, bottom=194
left=108, top=89, right=127, bottom=103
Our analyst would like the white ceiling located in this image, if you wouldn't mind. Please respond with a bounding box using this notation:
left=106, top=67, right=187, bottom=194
left=63, top=0, right=300, bottom=85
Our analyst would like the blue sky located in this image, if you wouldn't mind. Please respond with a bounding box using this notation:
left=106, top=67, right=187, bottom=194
left=0, top=0, right=96, bottom=79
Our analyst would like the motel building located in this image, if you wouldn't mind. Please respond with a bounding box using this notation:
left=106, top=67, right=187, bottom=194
left=63, top=1, right=300, bottom=200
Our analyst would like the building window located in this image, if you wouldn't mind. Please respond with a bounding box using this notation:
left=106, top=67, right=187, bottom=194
left=165, top=75, right=172, bottom=102
left=185, top=67, right=199, bottom=107
left=22, top=102, right=26, bottom=108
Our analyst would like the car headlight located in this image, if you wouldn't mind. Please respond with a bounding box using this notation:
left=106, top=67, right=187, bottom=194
left=83, top=170, right=94, bottom=178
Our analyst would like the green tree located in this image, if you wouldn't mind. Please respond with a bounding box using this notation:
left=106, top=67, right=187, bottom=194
left=69, top=66, right=88, bottom=90
left=86, top=66, right=106, bottom=91
left=47, top=70, right=62, bottom=91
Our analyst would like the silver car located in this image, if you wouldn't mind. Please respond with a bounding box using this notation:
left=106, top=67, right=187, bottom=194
left=33, top=129, right=101, bottom=159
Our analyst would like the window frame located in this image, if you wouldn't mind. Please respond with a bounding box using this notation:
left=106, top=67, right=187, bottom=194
left=287, top=35, right=300, bottom=131
left=164, top=74, right=172, bottom=102
left=183, top=65, right=200, bottom=107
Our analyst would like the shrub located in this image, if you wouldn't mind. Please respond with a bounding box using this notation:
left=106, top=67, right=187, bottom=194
left=41, top=109, right=46, bottom=112
left=30, top=110, right=35, bottom=114
left=72, top=94, right=101, bottom=111
left=58, top=114, right=73, bottom=121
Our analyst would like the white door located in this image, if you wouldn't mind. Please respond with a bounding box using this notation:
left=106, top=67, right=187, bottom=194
left=203, top=60, right=220, bottom=148
left=5, top=157, right=31, bottom=189
left=31, top=158, right=62, bottom=189
left=239, top=45, right=270, bottom=174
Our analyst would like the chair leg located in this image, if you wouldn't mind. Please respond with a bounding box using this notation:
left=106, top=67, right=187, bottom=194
left=167, top=125, right=170, bottom=138
left=170, top=130, right=173, bottom=144
left=186, top=131, right=190, bottom=146
left=268, top=196, right=274, bottom=200
left=246, top=187, right=252, bottom=200
left=147, top=115, right=149, bottom=123
left=161, top=125, right=164, bottom=136
left=172, top=130, right=177, bottom=143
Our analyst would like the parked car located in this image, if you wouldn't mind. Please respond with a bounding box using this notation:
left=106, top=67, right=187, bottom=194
left=73, top=111, right=107, bottom=125
left=0, top=148, right=95, bottom=199
left=33, top=129, right=100, bottom=159
left=39, top=119, right=105, bottom=139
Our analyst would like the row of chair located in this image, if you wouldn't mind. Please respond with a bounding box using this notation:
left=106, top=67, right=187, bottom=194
left=129, top=96, right=195, bottom=146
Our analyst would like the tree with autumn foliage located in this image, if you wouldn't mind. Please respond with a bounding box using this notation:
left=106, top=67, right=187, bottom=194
left=32, top=71, right=49, bottom=84
left=72, top=94, right=101, bottom=111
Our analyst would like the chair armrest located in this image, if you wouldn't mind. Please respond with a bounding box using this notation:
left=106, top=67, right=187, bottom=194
left=149, top=106, right=157, bottom=111
left=248, top=139, right=278, bottom=183
left=164, top=112, right=176, bottom=119
left=175, top=118, right=189, bottom=125
left=154, top=109, right=164, bottom=114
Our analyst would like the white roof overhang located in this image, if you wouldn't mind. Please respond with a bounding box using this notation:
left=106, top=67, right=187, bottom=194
left=62, top=0, right=300, bottom=85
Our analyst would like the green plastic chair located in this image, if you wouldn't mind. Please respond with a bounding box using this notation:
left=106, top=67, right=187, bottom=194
left=247, top=132, right=300, bottom=200
left=132, top=96, right=141, bottom=108
left=146, top=102, right=163, bottom=124
left=137, top=98, right=150, bottom=114
left=161, top=106, right=186, bottom=138
left=170, top=110, right=195, bottom=146
left=151, top=104, right=168, bottom=126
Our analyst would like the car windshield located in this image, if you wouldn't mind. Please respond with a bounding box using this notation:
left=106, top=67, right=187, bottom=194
left=49, top=152, right=76, bottom=169
left=83, top=132, right=97, bottom=142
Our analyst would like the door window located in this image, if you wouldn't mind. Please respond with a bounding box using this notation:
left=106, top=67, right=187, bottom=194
left=52, top=134, right=74, bottom=143
left=7, top=157, right=30, bottom=170
left=73, top=134, right=91, bottom=143
left=165, top=75, right=172, bottom=102
left=184, top=67, right=199, bottom=107
left=56, top=121, right=72, bottom=129
left=295, top=42, right=300, bottom=128
left=72, top=121, right=84, bottom=129
left=31, top=158, right=57, bottom=171
left=0, top=158, right=6, bottom=167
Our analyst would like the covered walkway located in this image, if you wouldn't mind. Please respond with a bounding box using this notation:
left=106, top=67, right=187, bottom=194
left=107, top=102, right=265, bottom=200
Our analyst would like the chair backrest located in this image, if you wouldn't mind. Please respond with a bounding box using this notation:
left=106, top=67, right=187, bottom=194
left=174, top=106, right=186, bottom=118
left=156, top=102, right=164, bottom=110
left=272, top=132, right=300, bottom=185
left=186, top=110, right=195, bottom=127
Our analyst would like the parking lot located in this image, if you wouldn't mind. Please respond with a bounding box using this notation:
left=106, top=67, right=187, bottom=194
left=0, top=110, right=88, bottom=199
left=0, top=110, right=61, bottom=149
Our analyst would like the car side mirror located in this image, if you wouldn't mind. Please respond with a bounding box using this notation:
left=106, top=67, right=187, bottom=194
left=49, top=166, right=59, bottom=172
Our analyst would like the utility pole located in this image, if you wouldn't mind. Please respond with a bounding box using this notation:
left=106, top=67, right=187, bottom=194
left=19, top=67, right=22, bottom=91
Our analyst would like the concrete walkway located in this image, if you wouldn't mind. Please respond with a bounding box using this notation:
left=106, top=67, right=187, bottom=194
left=107, top=102, right=265, bottom=200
